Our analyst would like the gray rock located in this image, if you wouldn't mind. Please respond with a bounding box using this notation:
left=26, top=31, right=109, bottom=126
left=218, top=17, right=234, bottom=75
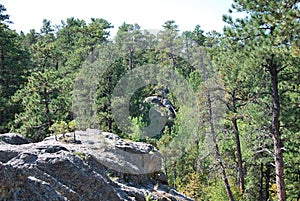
left=70, top=130, right=162, bottom=175
left=144, top=96, right=176, bottom=119
left=0, top=133, right=30, bottom=145
left=0, top=130, right=193, bottom=201
left=0, top=148, right=123, bottom=201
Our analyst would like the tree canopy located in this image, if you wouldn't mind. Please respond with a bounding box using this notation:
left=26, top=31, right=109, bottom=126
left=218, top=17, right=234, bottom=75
left=0, top=2, right=299, bottom=200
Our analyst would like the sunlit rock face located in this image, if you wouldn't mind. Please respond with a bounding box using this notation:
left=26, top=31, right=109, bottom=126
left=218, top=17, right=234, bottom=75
left=0, top=131, right=192, bottom=201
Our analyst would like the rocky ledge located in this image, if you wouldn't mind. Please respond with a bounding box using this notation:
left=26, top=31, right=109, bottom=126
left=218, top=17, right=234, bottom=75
left=0, top=130, right=192, bottom=201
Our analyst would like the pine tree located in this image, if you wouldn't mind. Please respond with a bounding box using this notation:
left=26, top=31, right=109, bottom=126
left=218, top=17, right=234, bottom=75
left=0, top=4, right=30, bottom=133
left=221, top=1, right=300, bottom=200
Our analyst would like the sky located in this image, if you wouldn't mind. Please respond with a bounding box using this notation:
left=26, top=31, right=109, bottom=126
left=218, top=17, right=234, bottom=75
left=1, top=0, right=234, bottom=36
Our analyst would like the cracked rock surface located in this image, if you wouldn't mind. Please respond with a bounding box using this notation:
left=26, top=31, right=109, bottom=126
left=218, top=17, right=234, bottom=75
left=0, top=130, right=193, bottom=201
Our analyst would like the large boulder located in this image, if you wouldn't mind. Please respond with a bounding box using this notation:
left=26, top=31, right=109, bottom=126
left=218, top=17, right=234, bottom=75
left=44, top=129, right=162, bottom=175
left=0, top=133, right=30, bottom=145
left=0, top=129, right=193, bottom=201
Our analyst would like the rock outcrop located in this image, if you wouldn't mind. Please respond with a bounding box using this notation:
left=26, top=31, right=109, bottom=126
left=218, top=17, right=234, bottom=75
left=144, top=96, right=176, bottom=119
left=0, top=130, right=192, bottom=201
left=0, top=133, right=31, bottom=145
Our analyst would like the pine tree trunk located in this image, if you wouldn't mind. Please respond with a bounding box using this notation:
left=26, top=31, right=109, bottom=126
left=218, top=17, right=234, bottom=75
left=44, top=85, right=51, bottom=128
left=202, top=57, right=235, bottom=201
left=170, top=53, right=175, bottom=79
left=0, top=47, right=4, bottom=130
left=163, top=158, right=168, bottom=178
left=207, top=90, right=235, bottom=201
left=259, top=163, right=264, bottom=201
left=269, top=58, right=286, bottom=201
left=0, top=47, right=4, bottom=74
left=265, top=164, right=271, bottom=201
left=173, top=161, right=177, bottom=188
left=129, top=49, right=133, bottom=71
left=232, top=116, right=245, bottom=193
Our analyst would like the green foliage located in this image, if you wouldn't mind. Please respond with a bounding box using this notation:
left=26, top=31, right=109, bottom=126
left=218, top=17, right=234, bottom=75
left=73, top=151, right=90, bottom=160
left=12, top=70, right=72, bottom=141
left=0, top=3, right=299, bottom=200
left=68, top=120, right=77, bottom=132
left=144, top=192, right=158, bottom=201
left=0, top=4, right=30, bottom=133
left=128, top=117, right=145, bottom=142
left=50, top=120, right=78, bottom=141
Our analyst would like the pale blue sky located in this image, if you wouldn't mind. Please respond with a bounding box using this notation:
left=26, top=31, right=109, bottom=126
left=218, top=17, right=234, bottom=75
left=1, top=0, right=234, bottom=36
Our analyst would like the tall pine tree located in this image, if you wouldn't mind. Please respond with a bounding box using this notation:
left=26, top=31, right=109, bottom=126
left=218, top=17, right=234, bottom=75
left=221, top=1, right=300, bottom=200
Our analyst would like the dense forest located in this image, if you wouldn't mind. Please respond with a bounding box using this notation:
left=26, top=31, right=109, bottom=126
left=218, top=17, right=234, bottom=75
left=0, top=1, right=299, bottom=201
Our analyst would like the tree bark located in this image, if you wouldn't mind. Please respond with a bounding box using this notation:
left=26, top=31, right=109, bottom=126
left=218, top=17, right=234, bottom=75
left=207, top=90, right=235, bottom=201
left=269, top=57, right=286, bottom=201
left=129, top=48, right=133, bottom=71
left=265, top=164, right=271, bottom=201
left=231, top=89, right=244, bottom=193
left=202, top=56, right=235, bottom=201
left=259, top=163, right=264, bottom=201
left=173, top=161, right=177, bottom=188
left=0, top=47, right=4, bottom=129
left=43, top=84, right=50, bottom=120
left=232, top=115, right=245, bottom=193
